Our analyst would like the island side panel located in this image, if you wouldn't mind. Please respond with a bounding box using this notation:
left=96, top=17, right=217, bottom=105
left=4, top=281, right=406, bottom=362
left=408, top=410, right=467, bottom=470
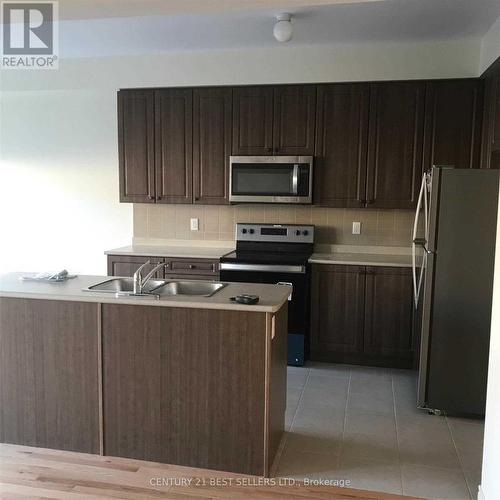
left=0, top=298, right=100, bottom=454
left=102, top=304, right=268, bottom=476
left=266, top=303, right=288, bottom=475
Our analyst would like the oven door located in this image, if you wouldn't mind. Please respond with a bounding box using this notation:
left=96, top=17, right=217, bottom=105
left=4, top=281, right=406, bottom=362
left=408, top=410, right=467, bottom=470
left=219, top=265, right=311, bottom=366
left=229, top=156, right=313, bottom=204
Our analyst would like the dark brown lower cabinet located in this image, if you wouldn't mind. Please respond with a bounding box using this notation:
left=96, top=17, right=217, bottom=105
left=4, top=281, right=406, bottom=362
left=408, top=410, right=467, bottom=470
left=102, top=303, right=286, bottom=476
left=310, top=265, right=365, bottom=355
left=107, top=255, right=166, bottom=278
left=363, top=266, right=414, bottom=363
left=310, top=264, right=414, bottom=368
left=107, top=254, right=219, bottom=280
left=0, top=298, right=100, bottom=453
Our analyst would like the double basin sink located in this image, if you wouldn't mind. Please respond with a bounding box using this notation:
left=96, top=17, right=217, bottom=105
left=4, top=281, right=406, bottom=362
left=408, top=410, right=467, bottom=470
left=85, top=277, right=226, bottom=298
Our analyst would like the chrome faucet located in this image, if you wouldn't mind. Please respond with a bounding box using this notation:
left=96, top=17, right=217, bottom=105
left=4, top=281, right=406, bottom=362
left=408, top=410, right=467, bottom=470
left=133, top=261, right=165, bottom=295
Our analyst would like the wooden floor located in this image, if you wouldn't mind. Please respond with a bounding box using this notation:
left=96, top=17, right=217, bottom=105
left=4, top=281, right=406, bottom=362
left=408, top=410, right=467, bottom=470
left=0, top=444, right=423, bottom=500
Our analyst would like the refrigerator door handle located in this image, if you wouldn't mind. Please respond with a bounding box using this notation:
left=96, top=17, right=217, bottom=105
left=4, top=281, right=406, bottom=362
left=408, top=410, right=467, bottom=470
left=414, top=238, right=434, bottom=255
left=412, top=174, right=428, bottom=309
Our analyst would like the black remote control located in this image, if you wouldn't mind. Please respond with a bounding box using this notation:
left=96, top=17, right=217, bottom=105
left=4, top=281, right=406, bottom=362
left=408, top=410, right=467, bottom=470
left=230, top=294, right=260, bottom=305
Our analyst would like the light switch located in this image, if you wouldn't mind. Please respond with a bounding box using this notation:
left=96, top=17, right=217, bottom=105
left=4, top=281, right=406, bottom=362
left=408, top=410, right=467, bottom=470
left=190, top=218, right=199, bottom=231
left=352, top=221, right=361, bottom=235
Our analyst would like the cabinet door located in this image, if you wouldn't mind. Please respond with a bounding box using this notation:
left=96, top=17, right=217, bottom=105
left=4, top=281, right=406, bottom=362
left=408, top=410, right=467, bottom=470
left=118, top=90, right=155, bottom=203
left=232, top=86, right=274, bottom=155
left=363, top=267, right=414, bottom=361
left=366, top=82, right=425, bottom=208
left=424, top=79, right=484, bottom=169
left=492, top=77, right=500, bottom=169
left=310, top=265, right=365, bottom=358
left=481, top=75, right=500, bottom=169
left=155, top=89, right=193, bottom=203
left=193, top=88, right=232, bottom=204
left=314, top=84, right=369, bottom=207
left=107, top=255, right=165, bottom=278
left=273, top=85, right=316, bottom=155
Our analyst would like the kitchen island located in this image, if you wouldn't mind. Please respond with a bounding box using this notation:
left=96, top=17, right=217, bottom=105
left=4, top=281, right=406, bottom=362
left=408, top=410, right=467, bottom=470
left=0, top=273, right=289, bottom=476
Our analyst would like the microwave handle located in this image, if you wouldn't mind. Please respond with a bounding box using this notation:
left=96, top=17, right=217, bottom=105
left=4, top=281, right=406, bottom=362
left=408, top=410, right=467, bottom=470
left=292, top=164, right=299, bottom=195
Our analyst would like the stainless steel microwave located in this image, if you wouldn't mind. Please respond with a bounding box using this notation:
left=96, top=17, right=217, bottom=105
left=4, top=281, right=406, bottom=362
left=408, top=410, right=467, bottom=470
left=229, top=156, right=313, bottom=204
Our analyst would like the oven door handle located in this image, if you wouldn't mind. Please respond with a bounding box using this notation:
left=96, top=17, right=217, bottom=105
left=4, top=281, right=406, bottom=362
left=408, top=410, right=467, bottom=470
left=277, top=281, right=293, bottom=301
left=292, top=164, right=299, bottom=195
left=219, top=263, right=306, bottom=274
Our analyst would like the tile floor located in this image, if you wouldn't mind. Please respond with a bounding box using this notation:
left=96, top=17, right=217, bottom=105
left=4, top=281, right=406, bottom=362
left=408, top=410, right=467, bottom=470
left=273, top=362, right=484, bottom=500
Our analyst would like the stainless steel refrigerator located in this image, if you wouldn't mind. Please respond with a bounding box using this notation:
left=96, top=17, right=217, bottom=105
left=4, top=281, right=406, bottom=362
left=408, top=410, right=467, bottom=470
left=412, top=166, right=499, bottom=416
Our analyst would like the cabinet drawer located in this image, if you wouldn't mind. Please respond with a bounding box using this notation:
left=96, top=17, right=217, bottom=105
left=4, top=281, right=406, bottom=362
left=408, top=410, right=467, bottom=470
left=168, top=259, right=219, bottom=275
left=164, top=273, right=220, bottom=282
left=107, top=255, right=165, bottom=278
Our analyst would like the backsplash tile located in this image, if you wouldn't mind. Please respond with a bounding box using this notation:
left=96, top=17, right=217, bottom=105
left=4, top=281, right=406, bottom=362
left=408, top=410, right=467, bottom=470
left=133, top=204, right=414, bottom=247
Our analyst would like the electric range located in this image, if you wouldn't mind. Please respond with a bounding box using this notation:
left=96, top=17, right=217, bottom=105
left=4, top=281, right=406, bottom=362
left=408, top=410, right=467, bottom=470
left=220, top=223, right=314, bottom=366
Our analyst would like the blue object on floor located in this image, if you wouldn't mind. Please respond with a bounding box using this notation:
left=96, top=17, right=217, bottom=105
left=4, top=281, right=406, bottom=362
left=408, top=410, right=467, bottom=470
left=288, top=333, right=305, bottom=366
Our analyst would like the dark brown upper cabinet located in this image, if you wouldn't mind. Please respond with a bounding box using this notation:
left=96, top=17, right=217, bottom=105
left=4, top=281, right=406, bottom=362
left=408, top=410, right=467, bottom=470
left=481, top=74, right=500, bottom=170
left=366, top=82, right=425, bottom=208
left=119, top=79, right=486, bottom=208
left=232, top=85, right=316, bottom=155
left=155, top=89, right=193, bottom=204
left=273, top=85, right=316, bottom=155
left=232, top=86, right=274, bottom=155
left=193, top=88, right=232, bottom=204
left=118, top=90, right=155, bottom=203
left=315, top=82, right=424, bottom=209
left=119, top=87, right=231, bottom=205
left=424, top=79, right=484, bottom=170
left=314, top=84, right=369, bottom=207
left=492, top=78, right=500, bottom=167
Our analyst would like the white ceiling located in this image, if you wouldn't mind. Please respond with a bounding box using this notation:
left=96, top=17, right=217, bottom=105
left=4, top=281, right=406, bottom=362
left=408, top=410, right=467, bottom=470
left=58, top=0, right=500, bottom=57
left=57, top=0, right=385, bottom=20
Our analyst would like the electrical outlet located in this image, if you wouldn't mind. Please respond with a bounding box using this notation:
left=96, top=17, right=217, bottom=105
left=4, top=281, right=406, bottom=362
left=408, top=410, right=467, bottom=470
left=352, top=221, right=361, bottom=235
left=190, top=218, right=199, bottom=231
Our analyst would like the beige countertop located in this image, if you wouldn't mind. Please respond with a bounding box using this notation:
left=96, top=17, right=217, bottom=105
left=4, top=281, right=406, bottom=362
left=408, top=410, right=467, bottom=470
left=105, top=245, right=234, bottom=259
left=309, top=252, right=413, bottom=267
left=0, top=273, right=290, bottom=314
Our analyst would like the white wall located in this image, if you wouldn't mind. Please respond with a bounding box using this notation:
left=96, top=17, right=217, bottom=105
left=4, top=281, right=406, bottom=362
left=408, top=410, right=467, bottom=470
left=0, top=89, right=130, bottom=274
left=480, top=16, right=500, bottom=75
left=480, top=180, right=500, bottom=500
left=0, top=38, right=482, bottom=274
left=2, top=38, right=482, bottom=92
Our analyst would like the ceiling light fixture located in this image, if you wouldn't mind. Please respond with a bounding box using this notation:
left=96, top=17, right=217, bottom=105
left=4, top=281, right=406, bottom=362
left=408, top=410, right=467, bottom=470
left=273, top=13, right=293, bottom=43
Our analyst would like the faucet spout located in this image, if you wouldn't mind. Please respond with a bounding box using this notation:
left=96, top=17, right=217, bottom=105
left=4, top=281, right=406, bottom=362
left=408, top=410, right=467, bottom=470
left=142, top=262, right=166, bottom=290
left=133, top=260, right=151, bottom=295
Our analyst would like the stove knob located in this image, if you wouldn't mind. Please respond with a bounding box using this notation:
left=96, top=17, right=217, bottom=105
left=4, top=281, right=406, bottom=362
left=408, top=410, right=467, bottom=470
left=302, top=230, right=309, bottom=236
left=242, top=228, right=247, bottom=234
left=249, top=229, right=255, bottom=234
left=295, top=230, right=301, bottom=236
